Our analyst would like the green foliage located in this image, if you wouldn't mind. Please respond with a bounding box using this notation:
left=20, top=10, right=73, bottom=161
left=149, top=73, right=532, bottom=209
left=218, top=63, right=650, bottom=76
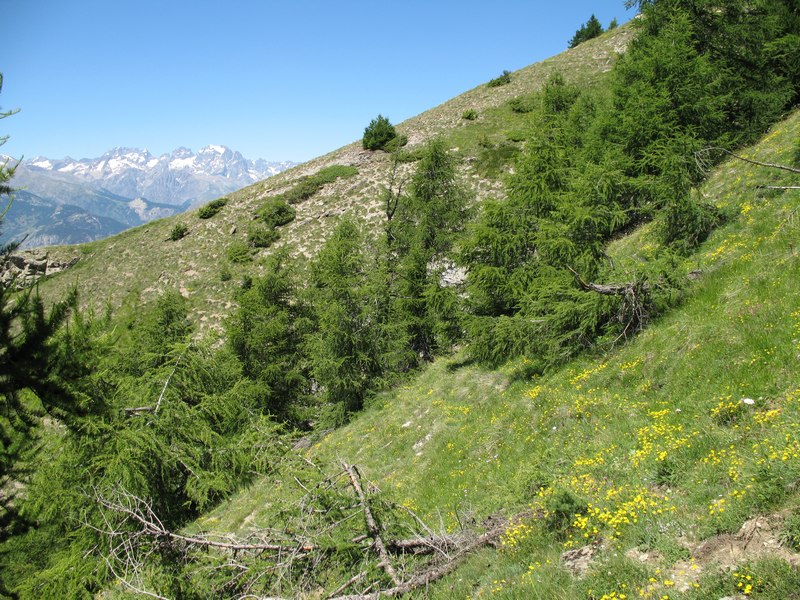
left=391, top=146, right=425, bottom=163
left=226, top=240, right=252, bottom=264
left=545, top=488, right=588, bottom=535
left=6, top=10, right=800, bottom=595
left=781, top=511, right=800, bottom=552
left=315, top=164, right=359, bottom=183
left=168, top=222, right=188, bottom=241
left=608, top=17, right=618, bottom=30
left=132, top=111, right=800, bottom=598
left=0, top=74, right=19, bottom=200
left=461, top=108, right=478, bottom=120
left=793, top=136, right=800, bottom=167
left=247, top=224, right=280, bottom=248
left=197, top=197, right=228, bottom=219
left=0, top=288, right=103, bottom=542
left=461, top=0, right=800, bottom=369
left=382, top=133, right=408, bottom=153
left=389, top=139, right=470, bottom=363
left=660, top=191, right=723, bottom=253
left=362, top=114, right=397, bottom=151
left=0, top=85, right=106, bottom=554
left=307, top=218, right=392, bottom=417
left=474, top=139, right=519, bottom=178
left=1, top=287, right=292, bottom=596
left=123, top=289, right=192, bottom=375
left=541, top=72, right=580, bottom=114
left=509, top=94, right=537, bottom=114
left=227, top=251, right=313, bottom=424
left=569, top=14, right=604, bottom=48
left=275, top=164, right=358, bottom=205
left=256, top=198, right=296, bottom=228
left=486, top=70, right=511, bottom=88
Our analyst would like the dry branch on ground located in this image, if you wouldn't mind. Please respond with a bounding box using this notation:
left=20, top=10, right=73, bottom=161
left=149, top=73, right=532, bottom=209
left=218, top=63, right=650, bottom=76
left=93, top=463, right=517, bottom=599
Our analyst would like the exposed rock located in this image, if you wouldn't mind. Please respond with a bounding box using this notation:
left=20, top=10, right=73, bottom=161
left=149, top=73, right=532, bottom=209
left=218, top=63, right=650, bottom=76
left=321, top=207, right=346, bottom=218
left=561, top=543, right=599, bottom=576
left=1, top=249, right=79, bottom=289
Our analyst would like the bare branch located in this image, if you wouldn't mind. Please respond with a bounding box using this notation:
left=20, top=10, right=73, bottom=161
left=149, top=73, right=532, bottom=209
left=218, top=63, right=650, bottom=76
left=696, top=147, right=800, bottom=174
left=341, top=462, right=401, bottom=587
left=96, top=487, right=315, bottom=554
left=91, top=468, right=533, bottom=599
left=154, top=345, right=188, bottom=414
left=567, top=265, right=649, bottom=296
left=326, top=569, right=370, bottom=598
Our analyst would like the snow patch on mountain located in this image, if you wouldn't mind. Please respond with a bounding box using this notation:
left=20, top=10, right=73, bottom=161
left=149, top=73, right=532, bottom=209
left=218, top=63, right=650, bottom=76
left=21, top=145, right=296, bottom=206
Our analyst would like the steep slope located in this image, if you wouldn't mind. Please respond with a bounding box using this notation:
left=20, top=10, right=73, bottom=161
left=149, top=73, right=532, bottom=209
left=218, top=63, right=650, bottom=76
left=196, top=108, right=800, bottom=598
left=29, top=25, right=634, bottom=331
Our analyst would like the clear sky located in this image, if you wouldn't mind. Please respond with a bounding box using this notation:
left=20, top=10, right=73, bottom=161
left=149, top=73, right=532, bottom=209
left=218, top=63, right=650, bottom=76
left=2, top=1, right=633, bottom=163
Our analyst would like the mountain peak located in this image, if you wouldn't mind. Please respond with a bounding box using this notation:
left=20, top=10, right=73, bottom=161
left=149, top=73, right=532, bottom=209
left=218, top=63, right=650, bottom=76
left=18, top=146, right=297, bottom=208
left=199, top=144, right=230, bottom=155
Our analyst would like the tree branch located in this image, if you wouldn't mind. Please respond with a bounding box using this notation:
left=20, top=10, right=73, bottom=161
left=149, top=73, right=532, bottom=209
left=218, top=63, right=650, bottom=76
left=341, top=462, right=402, bottom=587
left=696, top=147, right=800, bottom=174
left=566, top=266, right=649, bottom=296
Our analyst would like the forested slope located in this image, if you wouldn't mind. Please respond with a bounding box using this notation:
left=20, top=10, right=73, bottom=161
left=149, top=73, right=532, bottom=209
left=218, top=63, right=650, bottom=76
left=2, top=1, right=799, bottom=597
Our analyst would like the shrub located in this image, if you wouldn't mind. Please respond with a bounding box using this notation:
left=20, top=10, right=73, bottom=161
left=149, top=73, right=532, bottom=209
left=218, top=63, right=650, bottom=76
left=247, top=225, right=280, bottom=248
left=382, top=134, right=408, bottom=153
left=509, top=95, right=537, bottom=113
left=542, top=72, right=580, bottom=113
left=257, top=198, right=296, bottom=227
left=462, top=109, right=478, bottom=120
left=545, top=489, right=588, bottom=536
left=219, top=267, right=232, bottom=281
left=392, top=147, right=425, bottom=163
left=660, top=193, right=722, bottom=254
left=198, top=198, right=228, bottom=219
left=278, top=165, right=359, bottom=204
left=168, top=223, right=188, bottom=241
left=226, top=240, right=251, bottom=264
left=475, top=141, right=520, bottom=178
left=487, top=70, right=511, bottom=88
left=362, top=114, right=397, bottom=151
left=315, top=164, right=359, bottom=184
left=505, top=130, right=527, bottom=143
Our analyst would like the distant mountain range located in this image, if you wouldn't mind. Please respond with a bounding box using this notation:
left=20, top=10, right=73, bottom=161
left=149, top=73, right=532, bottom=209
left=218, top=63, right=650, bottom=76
left=1, top=146, right=295, bottom=248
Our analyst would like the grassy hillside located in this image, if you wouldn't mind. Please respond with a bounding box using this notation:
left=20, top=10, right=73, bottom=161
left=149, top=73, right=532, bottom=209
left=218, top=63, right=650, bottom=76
left=9, top=9, right=800, bottom=597
left=196, top=109, right=800, bottom=598
left=31, top=25, right=634, bottom=334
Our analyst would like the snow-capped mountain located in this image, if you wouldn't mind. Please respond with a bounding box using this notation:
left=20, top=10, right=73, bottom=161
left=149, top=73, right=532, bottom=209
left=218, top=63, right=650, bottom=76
left=25, top=145, right=295, bottom=207
left=2, top=146, right=295, bottom=248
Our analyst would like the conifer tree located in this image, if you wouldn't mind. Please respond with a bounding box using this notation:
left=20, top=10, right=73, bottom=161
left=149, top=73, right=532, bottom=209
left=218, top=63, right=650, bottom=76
left=307, top=218, right=389, bottom=418
left=0, top=76, right=104, bottom=546
left=569, top=14, right=604, bottom=48
left=228, top=250, right=313, bottom=424
left=391, top=139, right=469, bottom=362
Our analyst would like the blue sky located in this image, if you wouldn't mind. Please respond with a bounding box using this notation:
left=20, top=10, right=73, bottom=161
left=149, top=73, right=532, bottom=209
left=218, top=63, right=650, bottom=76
left=2, top=1, right=633, bottom=162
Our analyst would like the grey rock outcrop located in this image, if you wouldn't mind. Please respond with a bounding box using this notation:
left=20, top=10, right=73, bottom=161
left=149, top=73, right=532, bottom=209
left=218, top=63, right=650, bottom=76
left=1, top=250, right=79, bottom=289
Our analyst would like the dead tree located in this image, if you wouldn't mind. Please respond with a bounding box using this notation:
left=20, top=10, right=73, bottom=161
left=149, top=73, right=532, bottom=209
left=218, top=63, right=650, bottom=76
left=92, top=462, right=519, bottom=599
left=567, top=265, right=652, bottom=339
